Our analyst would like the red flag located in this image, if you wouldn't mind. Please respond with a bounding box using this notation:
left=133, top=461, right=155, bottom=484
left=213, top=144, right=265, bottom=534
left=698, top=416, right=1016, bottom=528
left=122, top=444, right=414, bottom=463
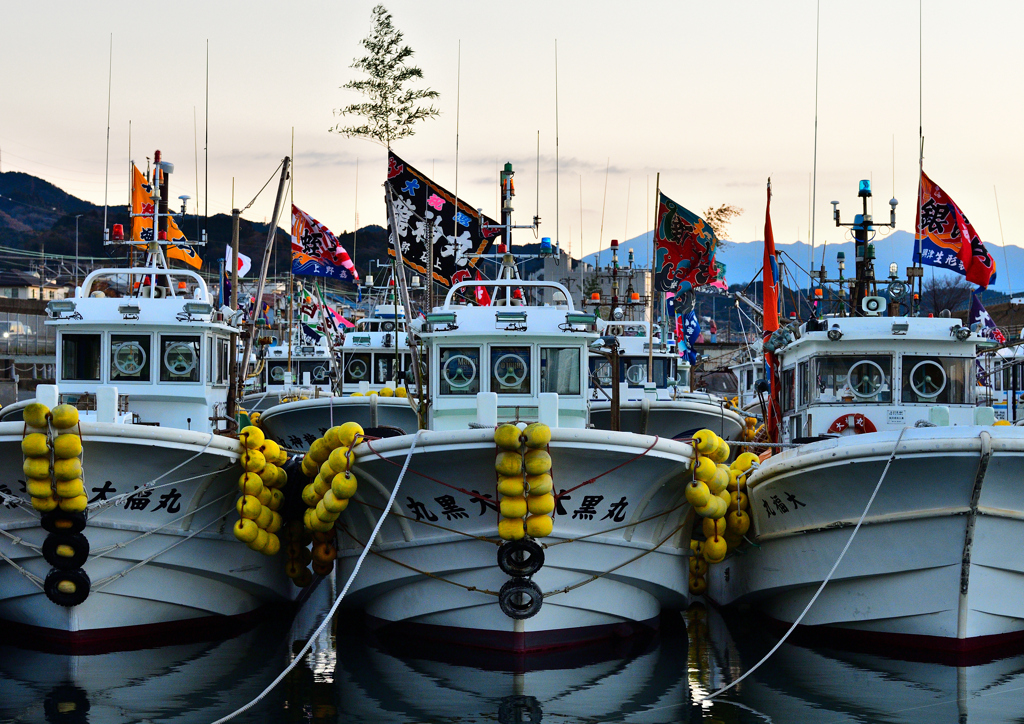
left=762, top=181, right=781, bottom=446
left=915, top=171, right=996, bottom=289
left=474, top=270, right=491, bottom=306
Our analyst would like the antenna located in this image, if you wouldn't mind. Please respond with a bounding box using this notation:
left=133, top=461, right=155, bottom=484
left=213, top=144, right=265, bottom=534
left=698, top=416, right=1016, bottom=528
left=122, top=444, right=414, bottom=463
left=810, top=0, right=820, bottom=279
left=194, top=107, right=201, bottom=241
left=102, top=34, right=113, bottom=241
left=624, top=177, right=631, bottom=242
left=535, top=130, right=540, bottom=234
left=454, top=40, right=461, bottom=252
left=205, top=39, right=209, bottom=234
left=555, top=39, right=560, bottom=258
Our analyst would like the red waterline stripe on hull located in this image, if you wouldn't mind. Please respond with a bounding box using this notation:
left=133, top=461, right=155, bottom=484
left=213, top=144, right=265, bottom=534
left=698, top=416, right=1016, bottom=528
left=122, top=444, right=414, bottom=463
left=759, top=613, right=1024, bottom=666
left=0, top=603, right=296, bottom=656
left=365, top=613, right=661, bottom=656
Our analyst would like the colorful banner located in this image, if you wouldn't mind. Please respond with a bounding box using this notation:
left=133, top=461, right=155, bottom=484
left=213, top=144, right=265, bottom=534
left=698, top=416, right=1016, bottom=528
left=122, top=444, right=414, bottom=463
left=291, top=205, right=359, bottom=282
left=653, top=193, right=718, bottom=293
left=386, top=151, right=502, bottom=288
left=970, top=291, right=1006, bottom=343
left=915, top=170, right=996, bottom=289
left=130, top=164, right=202, bottom=270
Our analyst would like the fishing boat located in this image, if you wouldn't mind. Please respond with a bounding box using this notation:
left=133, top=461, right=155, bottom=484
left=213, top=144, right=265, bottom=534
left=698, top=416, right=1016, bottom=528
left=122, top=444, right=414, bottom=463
left=333, top=267, right=695, bottom=651
left=258, top=301, right=419, bottom=449
left=707, top=179, right=1024, bottom=656
left=240, top=326, right=336, bottom=413
left=290, top=156, right=707, bottom=652
left=588, top=318, right=745, bottom=440
left=0, top=154, right=294, bottom=647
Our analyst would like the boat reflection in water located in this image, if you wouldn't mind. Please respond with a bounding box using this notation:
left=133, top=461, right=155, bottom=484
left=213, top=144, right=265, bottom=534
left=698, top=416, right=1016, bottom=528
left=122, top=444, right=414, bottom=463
left=695, top=604, right=1024, bottom=723
left=0, top=581, right=339, bottom=724
left=332, top=611, right=698, bottom=724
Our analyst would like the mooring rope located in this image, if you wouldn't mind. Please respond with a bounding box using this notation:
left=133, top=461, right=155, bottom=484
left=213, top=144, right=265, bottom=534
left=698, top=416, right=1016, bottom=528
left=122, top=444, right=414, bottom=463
left=210, top=429, right=423, bottom=724
left=700, top=426, right=908, bottom=701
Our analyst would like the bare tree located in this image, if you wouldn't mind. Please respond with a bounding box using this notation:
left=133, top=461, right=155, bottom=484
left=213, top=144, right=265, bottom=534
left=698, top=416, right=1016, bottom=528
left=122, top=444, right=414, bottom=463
left=703, top=204, right=743, bottom=247
left=922, top=273, right=974, bottom=315
left=331, top=5, right=440, bottom=147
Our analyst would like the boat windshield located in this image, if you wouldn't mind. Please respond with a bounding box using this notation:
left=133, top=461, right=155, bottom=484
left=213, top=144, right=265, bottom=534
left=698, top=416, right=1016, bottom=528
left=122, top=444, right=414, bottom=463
left=901, top=356, right=973, bottom=405
left=812, top=355, right=893, bottom=404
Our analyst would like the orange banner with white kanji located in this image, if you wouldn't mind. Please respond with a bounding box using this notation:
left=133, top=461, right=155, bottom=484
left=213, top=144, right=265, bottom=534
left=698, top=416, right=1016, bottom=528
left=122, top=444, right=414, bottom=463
left=131, top=164, right=202, bottom=270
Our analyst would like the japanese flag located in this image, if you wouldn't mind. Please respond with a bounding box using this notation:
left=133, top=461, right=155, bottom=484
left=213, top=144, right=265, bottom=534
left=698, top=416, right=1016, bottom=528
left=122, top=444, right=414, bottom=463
left=224, top=245, right=252, bottom=278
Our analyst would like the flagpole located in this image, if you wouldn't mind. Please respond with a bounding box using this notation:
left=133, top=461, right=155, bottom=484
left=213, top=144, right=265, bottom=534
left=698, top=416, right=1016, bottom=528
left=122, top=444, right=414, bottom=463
left=915, top=0, right=924, bottom=308
left=648, top=173, right=659, bottom=384
left=313, top=280, right=340, bottom=390
left=386, top=185, right=425, bottom=429
left=289, top=129, right=295, bottom=384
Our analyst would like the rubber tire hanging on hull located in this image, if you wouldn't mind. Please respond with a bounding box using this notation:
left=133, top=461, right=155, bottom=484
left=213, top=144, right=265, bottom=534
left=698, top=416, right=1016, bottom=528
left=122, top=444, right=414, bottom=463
left=497, top=539, right=545, bottom=577
left=43, top=568, right=91, bottom=607
left=498, top=578, right=543, bottom=620
left=42, top=532, right=90, bottom=570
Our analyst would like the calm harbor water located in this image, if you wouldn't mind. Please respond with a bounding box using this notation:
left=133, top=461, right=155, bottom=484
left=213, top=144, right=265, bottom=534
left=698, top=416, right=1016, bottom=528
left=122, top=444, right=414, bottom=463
left=3, top=584, right=1024, bottom=724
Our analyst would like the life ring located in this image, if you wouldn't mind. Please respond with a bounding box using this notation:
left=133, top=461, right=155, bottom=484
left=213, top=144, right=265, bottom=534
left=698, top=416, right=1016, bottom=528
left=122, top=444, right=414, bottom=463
left=827, top=414, right=877, bottom=435
left=497, top=539, right=545, bottom=577
left=498, top=578, right=544, bottom=620
left=43, top=568, right=91, bottom=607
left=42, top=531, right=90, bottom=570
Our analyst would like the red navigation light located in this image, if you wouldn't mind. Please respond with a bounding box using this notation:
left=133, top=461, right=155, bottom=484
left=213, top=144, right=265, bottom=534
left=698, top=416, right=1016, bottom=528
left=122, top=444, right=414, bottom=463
left=112, top=224, right=124, bottom=241
left=158, top=231, right=167, bottom=241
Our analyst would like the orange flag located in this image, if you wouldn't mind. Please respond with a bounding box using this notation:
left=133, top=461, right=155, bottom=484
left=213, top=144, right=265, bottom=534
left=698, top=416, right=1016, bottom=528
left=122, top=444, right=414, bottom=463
left=131, top=164, right=202, bottom=270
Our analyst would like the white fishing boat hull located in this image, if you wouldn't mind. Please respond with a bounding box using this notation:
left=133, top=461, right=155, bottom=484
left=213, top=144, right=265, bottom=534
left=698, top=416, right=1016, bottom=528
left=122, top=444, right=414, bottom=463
left=338, top=427, right=695, bottom=652
left=0, top=421, right=293, bottom=647
left=709, top=426, right=1024, bottom=654
left=259, top=396, right=420, bottom=451
left=589, top=396, right=745, bottom=441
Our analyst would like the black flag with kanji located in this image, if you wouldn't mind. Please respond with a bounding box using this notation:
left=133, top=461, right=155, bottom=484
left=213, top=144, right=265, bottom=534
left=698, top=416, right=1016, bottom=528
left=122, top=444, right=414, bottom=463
left=386, top=151, right=502, bottom=288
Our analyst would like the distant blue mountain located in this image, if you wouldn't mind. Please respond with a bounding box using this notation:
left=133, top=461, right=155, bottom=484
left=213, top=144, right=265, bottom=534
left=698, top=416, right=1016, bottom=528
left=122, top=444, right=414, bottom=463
left=582, top=229, right=1024, bottom=295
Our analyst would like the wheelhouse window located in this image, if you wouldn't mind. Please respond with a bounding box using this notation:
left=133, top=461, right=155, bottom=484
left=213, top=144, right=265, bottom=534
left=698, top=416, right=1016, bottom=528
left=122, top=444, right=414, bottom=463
left=160, top=335, right=201, bottom=382
left=798, top=360, right=810, bottom=407
left=491, top=346, right=531, bottom=395
left=61, top=333, right=101, bottom=381
left=216, top=337, right=230, bottom=385
left=782, top=368, right=795, bottom=412
left=901, top=356, right=972, bottom=405
left=440, top=347, right=480, bottom=395
left=540, top=347, right=581, bottom=395
left=373, top=353, right=399, bottom=385
left=300, top=361, right=331, bottom=385
left=590, top=357, right=613, bottom=388
left=343, top=353, right=370, bottom=385
left=267, top=361, right=290, bottom=386
left=813, top=356, right=892, bottom=403
left=110, top=333, right=151, bottom=382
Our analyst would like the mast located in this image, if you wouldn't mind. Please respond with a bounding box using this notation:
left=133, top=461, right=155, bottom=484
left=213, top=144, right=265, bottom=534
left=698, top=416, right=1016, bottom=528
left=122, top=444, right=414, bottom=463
left=648, top=174, right=659, bottom=385
left=240, top=158, right=290, bottom=389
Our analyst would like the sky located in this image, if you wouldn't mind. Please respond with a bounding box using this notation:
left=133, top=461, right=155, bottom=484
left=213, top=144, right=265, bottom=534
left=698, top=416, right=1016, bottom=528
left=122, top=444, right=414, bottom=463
left=2, top=0, right=1023, bottom=267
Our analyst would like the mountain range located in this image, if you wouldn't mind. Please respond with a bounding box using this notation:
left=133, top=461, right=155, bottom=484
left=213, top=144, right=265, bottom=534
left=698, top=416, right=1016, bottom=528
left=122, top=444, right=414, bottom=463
left=582, top=230, right=1024, bottom=296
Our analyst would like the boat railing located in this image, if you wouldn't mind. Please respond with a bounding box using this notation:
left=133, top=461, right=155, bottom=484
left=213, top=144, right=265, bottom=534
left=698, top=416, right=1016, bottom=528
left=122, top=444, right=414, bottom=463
left=79, top=266, right=212, bottom=303
left=444, top=279, right=576, bottom=310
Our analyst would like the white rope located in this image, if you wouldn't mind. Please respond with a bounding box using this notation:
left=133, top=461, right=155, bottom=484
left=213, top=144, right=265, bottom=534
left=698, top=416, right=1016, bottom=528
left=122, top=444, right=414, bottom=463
left=701, top=426, right=908, bottom=701
left=88, top=432, right=219, bottom=512
left=0, top=527, right=41, bottom=552
left=88, top=490, right=235, bottom=559
left=91, top=505, right=233, bottom=590
left=0, top=545, right=44, bottom=589
left=210, top=428, right=424, bottom=724
left=0, top=489, right=40, bottom=518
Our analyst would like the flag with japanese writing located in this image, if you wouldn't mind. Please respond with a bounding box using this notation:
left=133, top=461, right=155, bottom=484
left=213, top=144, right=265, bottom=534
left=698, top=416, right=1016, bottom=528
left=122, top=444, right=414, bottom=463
left=653, top=192, right=719, bottom=293
left=970, top=291, right=1006, bottom=343
left=291, top=205, right=359, bottom=282
left=474, top=269, right=492, bottom=306
left=762, top=180, right=781, bottom=445
left=386, top=151, right=502, bottom=288
left=915, top=170, right=996, bottom=289
left=710, top=260, right=728, bottom=290
left=680, top=310, right=700, bottom=364
left=130, top=164, right=202, bottom=270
